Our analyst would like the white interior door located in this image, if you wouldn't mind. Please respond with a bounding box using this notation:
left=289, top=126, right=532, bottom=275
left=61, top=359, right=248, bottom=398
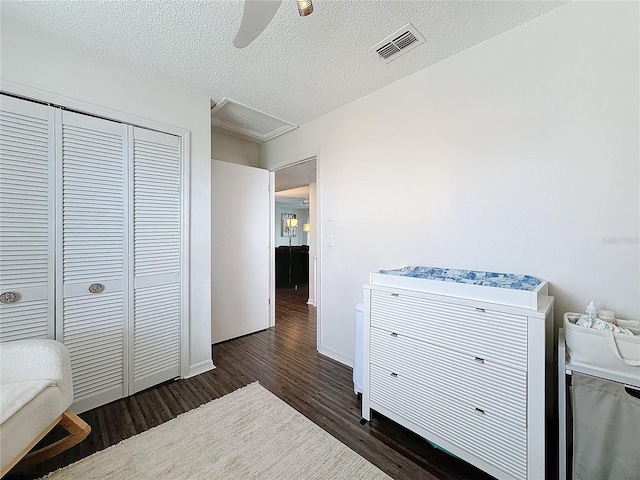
left=211, top=160, right=270, bottom=343
left=130, top=126, right=182, bottom=392
left=57, top=110, right=128, bottom=413
left=0, top=95, right=54, bottom=341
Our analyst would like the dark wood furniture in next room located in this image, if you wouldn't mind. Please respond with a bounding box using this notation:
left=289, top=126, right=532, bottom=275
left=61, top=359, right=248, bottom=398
left=275, top=245, right=309, bottom=288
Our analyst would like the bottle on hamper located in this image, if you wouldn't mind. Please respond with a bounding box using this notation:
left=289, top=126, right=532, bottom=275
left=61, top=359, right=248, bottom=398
left=585, top=301, right=598, bottom=320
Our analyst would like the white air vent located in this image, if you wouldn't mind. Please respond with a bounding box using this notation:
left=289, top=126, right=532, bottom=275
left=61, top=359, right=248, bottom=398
left=370, top=23, right=425, bottom=63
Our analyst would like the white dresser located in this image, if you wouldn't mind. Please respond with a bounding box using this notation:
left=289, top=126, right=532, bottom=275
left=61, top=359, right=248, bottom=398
left=362, top=269, right=554, bottom=480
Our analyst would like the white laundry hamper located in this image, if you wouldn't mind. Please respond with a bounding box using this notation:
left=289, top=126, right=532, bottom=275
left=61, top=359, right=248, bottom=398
left=572, top=372, right=640, bottom=479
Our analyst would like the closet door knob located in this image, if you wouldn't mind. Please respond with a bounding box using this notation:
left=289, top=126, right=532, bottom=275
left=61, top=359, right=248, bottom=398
left=88, top=283, right=105, bottom=294
left=0, top=292, right=18, bottom=304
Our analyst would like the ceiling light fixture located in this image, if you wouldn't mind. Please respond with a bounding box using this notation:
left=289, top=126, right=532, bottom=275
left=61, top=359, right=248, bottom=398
left=296, top=0, right=313, bottom=17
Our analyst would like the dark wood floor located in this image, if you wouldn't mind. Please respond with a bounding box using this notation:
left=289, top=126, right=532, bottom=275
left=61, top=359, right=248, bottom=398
left=10, top=285, right=494, bottom=479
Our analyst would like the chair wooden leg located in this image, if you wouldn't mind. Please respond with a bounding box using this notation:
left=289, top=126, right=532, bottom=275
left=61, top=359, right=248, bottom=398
left=15, top=410, right=91, bottom=471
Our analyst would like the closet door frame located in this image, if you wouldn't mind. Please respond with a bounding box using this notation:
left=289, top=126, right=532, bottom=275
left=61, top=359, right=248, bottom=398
left=1, top=82, right=191, bottom=380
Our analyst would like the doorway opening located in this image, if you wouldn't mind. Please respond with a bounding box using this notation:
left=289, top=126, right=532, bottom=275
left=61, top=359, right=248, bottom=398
left=272, top=159, right=318, bottom=332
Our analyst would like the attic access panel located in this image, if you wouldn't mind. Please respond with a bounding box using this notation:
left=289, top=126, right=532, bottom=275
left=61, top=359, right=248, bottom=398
left=211, top=99, right=297, bottom=142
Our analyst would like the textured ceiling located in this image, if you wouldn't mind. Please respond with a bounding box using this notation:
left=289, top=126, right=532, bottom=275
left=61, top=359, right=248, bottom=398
left=1, top=1, right=565, bottom=128
left=275, top=186, right=310, bottom=208
left=275, top=159, right=317, bottom=192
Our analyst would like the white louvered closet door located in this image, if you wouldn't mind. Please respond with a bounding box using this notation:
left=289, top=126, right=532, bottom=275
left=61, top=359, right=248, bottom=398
left=0, top=95, right=54, bottom=342
left=130, top=127, right=181, bottom=393
left=57, top=110, right=128, bottom=413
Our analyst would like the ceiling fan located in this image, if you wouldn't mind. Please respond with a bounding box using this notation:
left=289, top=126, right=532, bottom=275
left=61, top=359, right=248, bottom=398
left=233, top=0, right=314, bottom=49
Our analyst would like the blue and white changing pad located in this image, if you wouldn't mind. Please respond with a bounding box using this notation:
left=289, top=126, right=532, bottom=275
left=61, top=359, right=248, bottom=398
left=378, top=266, right=542, bottom=292
left=371, top=266, right=548, bottom=309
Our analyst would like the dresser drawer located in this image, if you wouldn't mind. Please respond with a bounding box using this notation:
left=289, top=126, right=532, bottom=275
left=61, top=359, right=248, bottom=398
left=370, top=364, right=527, bottom=480
left=370, top=290, right=528, bottom=370
left=370, top=326, right=527, bottom=427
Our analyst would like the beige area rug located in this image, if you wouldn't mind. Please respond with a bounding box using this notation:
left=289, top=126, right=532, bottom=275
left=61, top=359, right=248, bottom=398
left=42, top=382, right=391, bottom=479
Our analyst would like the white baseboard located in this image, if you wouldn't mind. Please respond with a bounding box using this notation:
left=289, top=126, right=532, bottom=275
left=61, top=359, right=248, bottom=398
left=307, top=298, right=316, bottom=307
left=185, top=359, right=215, bottom=379
left=318, top=344, right=353, bottom=368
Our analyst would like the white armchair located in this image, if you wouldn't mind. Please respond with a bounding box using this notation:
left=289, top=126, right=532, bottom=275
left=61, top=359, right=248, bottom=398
left=0, top=339, right=90, bottom=477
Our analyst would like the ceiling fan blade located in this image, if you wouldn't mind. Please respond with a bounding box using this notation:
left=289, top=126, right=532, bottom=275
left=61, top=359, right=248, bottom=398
left=233, top=0, right=283, bottom=49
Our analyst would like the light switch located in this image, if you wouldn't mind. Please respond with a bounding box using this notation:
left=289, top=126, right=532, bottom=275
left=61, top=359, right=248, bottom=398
left=328, top=235, right=334, bottom=247
left=328, top=210, right=334, bottom=222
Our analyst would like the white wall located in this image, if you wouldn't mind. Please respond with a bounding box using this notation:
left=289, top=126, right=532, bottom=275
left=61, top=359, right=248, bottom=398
left=1, top=19, right=214, bottom=375
left=274, top=205, right=309, bottom=247
left=261, top=2, right=640, bottom=366
left=211, top=129, right=260, bottom=167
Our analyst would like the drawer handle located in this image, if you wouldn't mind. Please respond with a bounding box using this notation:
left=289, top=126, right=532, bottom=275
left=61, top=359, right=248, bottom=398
left=474, top=357, right=485, bottom=364
left=390, top=372, right=398, bottom=378
left=390, top=332, right=398, bottom=337
left=0, top=292, right=18, bottom=304
left=475, top=307, right=485, bottom=313
left=474, top=407, right=485, bottom=415
left=89, top=283, right=105, bottom=294
left=390, top=293, right=399, bottom=297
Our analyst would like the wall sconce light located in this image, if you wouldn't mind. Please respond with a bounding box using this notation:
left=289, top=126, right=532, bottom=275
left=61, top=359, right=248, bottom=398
left=302, top=223, right=310, bottom=232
